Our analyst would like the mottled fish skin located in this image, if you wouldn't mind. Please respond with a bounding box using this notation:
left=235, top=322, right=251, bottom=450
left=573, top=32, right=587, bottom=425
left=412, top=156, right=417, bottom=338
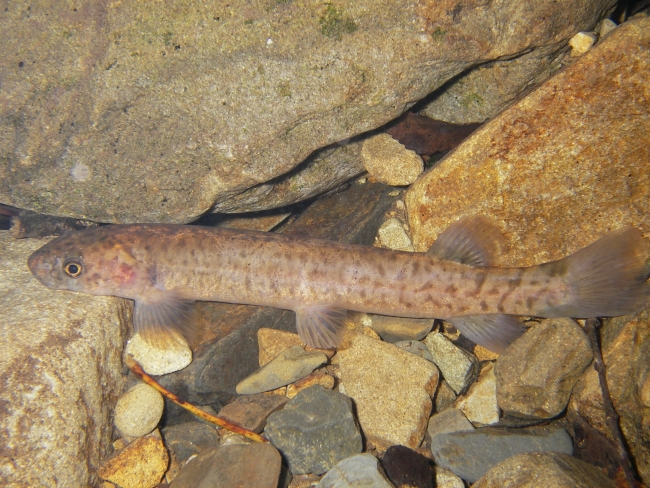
left=27, top=222, right=650, bottom=352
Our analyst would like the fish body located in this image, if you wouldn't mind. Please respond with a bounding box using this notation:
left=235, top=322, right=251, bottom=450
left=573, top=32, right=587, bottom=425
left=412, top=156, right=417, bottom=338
left=27, top=217, right=650, bottom=352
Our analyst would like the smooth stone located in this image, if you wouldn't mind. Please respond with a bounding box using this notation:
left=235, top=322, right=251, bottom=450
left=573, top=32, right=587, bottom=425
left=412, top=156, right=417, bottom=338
left=435, top=467, right=465, bottom=488
left=169, top=443, right=282, bottom=488
left=473, top=451, right=616, bottom=488
left=236, top=346, right=328, bottom=394
left=427, top=408, right=475, bottom=441
left=455, top=362, right=500, bottom=425
left=97, top=432, right=169, bottom=488
left=407, top=18, right=650, bottom=267
left=124, top=333, right=192, bottom=375
left=381, top=444, right=433, bottom=488
left=316, top=454, right=393, bottom=488
left=114, top=383, right=164, bottom=438
left=394, top=340, right=434, bottom=362
left=258, top=328, right=304, bottom=366
left=496, top=318, right=592, bottom=419
left=217, top=393, right=289, bottom=433
left=337, top=332, right=439, bottom=450
left=161, top=422, right=220, bottom=463
left=431, top=427, right=573, bottom=483
left=568, top=309, right=650, bottom=484
left=265, top=386, right=362, bottom=475
left=0, top=233, right=127, bottom=487
left=599, top=18, right=617, bottom=37
left=377, top=218, right=415, bottom=252
left=369, top=315, right=434, bottom=343
left=424, top=331, right=480, bottom=394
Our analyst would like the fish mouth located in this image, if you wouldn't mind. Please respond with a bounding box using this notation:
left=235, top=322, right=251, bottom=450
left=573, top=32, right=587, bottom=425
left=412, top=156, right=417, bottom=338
left=27, top=249, right=56, bottom=287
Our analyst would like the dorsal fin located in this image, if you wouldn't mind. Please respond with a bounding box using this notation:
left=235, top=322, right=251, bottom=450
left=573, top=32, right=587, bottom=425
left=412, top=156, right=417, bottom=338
left=427, top=215, right=504, bottom=267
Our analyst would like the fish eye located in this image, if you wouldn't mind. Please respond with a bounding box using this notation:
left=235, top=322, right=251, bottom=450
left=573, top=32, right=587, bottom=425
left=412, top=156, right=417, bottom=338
left=63, top=259, right=83, bottom=278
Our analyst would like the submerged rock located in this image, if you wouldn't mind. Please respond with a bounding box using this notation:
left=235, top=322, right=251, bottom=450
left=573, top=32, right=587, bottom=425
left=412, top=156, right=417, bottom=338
left=317, top=453, right=393, bottom=488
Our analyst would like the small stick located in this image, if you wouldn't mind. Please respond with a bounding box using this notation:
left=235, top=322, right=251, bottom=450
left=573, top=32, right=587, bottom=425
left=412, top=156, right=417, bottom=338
left=125, top=355, right=268, bottom=443
left=584, top=318, right=638, bottom=487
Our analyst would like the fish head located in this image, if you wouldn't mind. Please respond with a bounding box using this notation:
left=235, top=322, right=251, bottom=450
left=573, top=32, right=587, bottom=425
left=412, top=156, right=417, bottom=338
left=27, top=226, right=151, bottom=299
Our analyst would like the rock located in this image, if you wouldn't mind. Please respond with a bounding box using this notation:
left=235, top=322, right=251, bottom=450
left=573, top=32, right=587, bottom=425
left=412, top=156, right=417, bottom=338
left=265, top=386, right=362, bottom=475
left=286, top=370, right=336, bottom=399
left=407, top=17, right=650, bottom=263
left=377, top=218, right=415, bottom=252
left=317, top=453, right=394, bottom=488
left=169, top=443, right=282, bottom=488
left=161, top=422, right=220, bottom=463
left=423, top=331, right=480, bottom=394
left=473, top=451, right=616, bottom=488
left=381, top=444, right=433, bottom=488
left=124, top=333, right=192, bottom=375
left=97, top=432, right=169, bottom=488
left=157, top=182, right=399, bottom=411
left=369, top=315, right=433, bottom=343
left=496, top=318, right=593, bottom=419
left=361, top=133, right=424, bottom=186
left=394, top=340, right=434, bottom=363
left=568, top=310, right=650, bottom=484
left=455, top=362, right=500, bottom=425
left=114, top=383, right=164, bottom=438
left=258, top=328, right=304, bottom=366
left=598, top=18, right=617, bottom=37
left=435, top=467, right=465, bottom=488
left=337, top=332, right=439, bottom=450
left=427, top=408, right=475, bottom=441
left=236, top=346, right=328, bottom=394
left=3, top=0, right=615, bottom=222
left=434, top=380, right=458, bottom=413
left=0, top=233, right=126, bottom=487
left=420, top=45, right=566, bottom=124
left=431, top=427, right=573, bottom=483
left=569, top=31, right=598, bottom=56
left=217, top=393, right=289, bottom=433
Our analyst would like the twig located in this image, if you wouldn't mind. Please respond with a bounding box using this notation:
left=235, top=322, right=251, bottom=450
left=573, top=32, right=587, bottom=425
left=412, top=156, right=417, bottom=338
left=125, top=355, right=268, bottom=443
left=584, top=318, right=638, bottom=487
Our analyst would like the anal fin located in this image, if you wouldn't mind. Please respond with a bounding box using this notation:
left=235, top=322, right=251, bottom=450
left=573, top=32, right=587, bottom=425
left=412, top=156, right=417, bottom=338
left=447, top=314, right=525, bottom=354
left=133, top=288, right=196, bottom=349
left=295, top=306, right=348, bottom=349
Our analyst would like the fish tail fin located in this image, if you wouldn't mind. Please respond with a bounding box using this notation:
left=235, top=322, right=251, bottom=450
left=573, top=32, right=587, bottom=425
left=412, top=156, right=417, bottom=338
left=540, top=227, right=650, bottom=318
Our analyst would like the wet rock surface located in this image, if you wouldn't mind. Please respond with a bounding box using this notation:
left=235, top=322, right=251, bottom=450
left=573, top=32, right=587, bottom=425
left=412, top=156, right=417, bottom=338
left=316, top=454, right=394, bottom=488
left=424, top=331, right=480, bottom=394
left=381, top=444, right=434, bottom=488
left=161, top=422, right=220, bottom=464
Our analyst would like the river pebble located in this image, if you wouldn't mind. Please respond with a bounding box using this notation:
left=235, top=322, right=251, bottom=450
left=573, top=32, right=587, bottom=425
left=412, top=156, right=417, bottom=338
left=377, top=217, right=415, bottom=252
left=257, top=328, right=305, bottom=366
left=217, top=392, right=288, bottom=433
left=265, top=386, right=362, bottom=475
left=369, top=315, right=433, bottom=343
left=316, top=454, right=394, bottom=488
left=381, top=444, right=433, bottom=488
left=394, top=339, right=434, bottom=362
left=236, top=346, right=328, bottom=394
left=424, top=331, right=480, bottom=394
left=125, top=333, right=192, bottom=375
left=114, top=383, right=164, bottom=438
left=161, top=422, right=220, bottom=464
left=455, top=362, right=499, bottom=425
left=361, top=133, right=424, bottom=186
left=427, top=408, right=475, bottom=441
left=431, top=427, right=573, bottom=483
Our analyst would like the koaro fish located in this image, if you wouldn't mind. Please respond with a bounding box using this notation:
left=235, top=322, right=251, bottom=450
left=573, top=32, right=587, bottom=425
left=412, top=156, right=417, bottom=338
left=27, top=216, right=650, bottom=353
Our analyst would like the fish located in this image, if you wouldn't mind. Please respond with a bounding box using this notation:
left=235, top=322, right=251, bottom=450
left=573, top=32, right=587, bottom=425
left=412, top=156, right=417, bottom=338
left=27, top=216, right=650, bottom=353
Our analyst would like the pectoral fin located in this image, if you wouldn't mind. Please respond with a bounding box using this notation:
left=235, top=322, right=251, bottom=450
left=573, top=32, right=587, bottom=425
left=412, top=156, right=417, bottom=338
left=295, top=306, right=348, bottom=349
left=133, top=288, right=195, bottom=349
left=427, top=215, right=504, bottom=267
left=447, top=314, right=524, bottom=354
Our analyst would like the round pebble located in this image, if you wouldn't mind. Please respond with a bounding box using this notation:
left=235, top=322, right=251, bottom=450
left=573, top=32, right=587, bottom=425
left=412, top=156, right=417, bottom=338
left=114, top=383, right=164, bottom=437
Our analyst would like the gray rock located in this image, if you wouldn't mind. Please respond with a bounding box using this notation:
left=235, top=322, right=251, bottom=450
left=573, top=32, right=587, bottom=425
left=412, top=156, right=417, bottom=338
left=424, top=331, right=480, bottom=394
left=0, top=232, right=127, bottom=487
left=431, top=427, right=573, bottom=483
left=370, top=315, right=433, bottom=343
left=427, top=408, right=475, bottom=441
left=496, top=318, right=593, bottom=419
left=473, top=451, right=616, bottom=488
left=265, top=386, right=362, bottom=475
left=1, top=0, right=617, bottom=222
left=317, top=454, right=394, bottom=488
left=169, top=443, right=282, bottom=488
left=161, top=422, right=220, bottom=463
left=236, top=346, right=327, bottom=394
left=394, top=340, right=434, bottom=362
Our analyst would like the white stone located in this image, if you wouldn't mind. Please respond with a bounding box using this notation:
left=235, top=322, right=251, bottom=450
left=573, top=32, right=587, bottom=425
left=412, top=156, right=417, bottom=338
left=377, top=218, right=414, bottom=252
left=114, top=383, right=164, bottom=437
left=125, top=332, right=192, bottom=375
left=569, top=31, right=597, bottom=56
